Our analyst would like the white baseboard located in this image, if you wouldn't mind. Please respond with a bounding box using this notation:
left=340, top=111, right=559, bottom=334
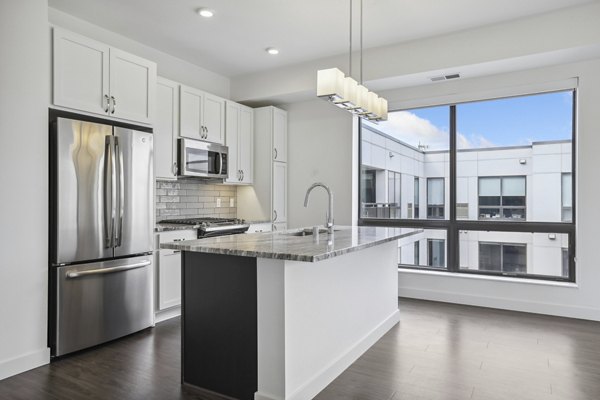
left=155, top=306, right=181, bottom=324
left=284, top=309, right=400, bottom=400
left=0, top=347, right=50, bottom=381
left=254, top=392, right=279, bottom=400
left=399, top=287, right=600, bottom=321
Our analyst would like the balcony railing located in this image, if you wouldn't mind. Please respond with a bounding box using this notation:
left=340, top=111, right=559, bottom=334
left=362, top=202, right=401, bottom=219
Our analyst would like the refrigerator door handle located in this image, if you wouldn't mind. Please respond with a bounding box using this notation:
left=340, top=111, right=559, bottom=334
left=115, top=136, right=125, bottom=247
left=103, top=136, right=114, bottom=248
left=66, top=260, right=151, bottom=279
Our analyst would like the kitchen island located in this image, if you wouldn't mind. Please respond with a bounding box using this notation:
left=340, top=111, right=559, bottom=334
left=162, top=226, right=418, bottom=400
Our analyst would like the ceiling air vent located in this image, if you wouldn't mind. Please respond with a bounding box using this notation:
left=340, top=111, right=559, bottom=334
left=429, top=73, right=461, bottom=82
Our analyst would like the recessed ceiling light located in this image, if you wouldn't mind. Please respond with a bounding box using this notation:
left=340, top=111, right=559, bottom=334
left=266, top=47, right=279, bottom=55
left=197, top=8, right=214, bottom=18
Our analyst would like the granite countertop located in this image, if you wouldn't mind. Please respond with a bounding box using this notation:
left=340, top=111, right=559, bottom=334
left=160, top=226, right=422, bottom=262
left=155, top=223, right=199, bottom=232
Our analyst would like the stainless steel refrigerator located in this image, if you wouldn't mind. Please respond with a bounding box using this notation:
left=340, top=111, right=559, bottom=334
left=49, top=113, right=154, bottom=357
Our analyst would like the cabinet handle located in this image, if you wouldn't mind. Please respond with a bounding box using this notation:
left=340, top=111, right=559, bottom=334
left=110, top=96, right=116, bottom=114
left=172, top=162, right=178, bottom=176
left=274, top=148, right=278, bottom=160
left=273, top=209, right=278, bottom=221
left=273, top=224, right=277, bottom=231
left=104, top=94, right=110, bottom=113
left=241, top=170, right=244, bottom=181
left=164, top=250, right=181, bottom=256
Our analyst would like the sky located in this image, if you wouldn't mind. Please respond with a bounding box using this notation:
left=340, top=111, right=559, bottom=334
left=364, top=90, right=574, bottom=151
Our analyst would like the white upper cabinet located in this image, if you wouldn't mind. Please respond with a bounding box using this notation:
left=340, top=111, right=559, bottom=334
left=155, top=77, right=179, bottom=180
left=239, top=105, right=254, bottom=184
left=273, top=107, right=288, bottom=162
left=225, top=102, right=240, bottom=183
left=225, top=101, right=254, bottom=184
left=179, top=85, right=225, bottom=144
left=52, top=27, right=156, bottom=125
left=109, top=48, right=156, bottom=124
left=53, top=28, right=110, bottom=116
left=179, top=85, right=203, bottom=141
left=203, top=93, right=225, bottom=144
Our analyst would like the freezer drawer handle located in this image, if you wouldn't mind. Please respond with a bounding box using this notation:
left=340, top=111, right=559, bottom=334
left=66, top=260, right=151, bottom=279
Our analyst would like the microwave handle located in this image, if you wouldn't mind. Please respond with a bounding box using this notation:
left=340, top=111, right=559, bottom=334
left=217, top=153, right=223, bottom=175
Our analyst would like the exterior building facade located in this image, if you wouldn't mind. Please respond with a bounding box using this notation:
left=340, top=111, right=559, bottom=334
left=361, top=125, right=572, bottom=277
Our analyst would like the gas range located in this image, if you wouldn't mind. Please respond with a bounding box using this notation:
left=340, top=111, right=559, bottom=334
left=160, top=217, right=249, bottom=238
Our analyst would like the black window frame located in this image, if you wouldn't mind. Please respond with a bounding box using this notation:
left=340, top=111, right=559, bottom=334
left=358, top=90, right=577, bottom=283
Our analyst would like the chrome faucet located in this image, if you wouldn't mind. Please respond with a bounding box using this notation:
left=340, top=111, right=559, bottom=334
left=304, top=182, right=334, bottom=234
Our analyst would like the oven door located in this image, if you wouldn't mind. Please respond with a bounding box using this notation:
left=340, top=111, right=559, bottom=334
left=179, top=138, right=228, bottom=178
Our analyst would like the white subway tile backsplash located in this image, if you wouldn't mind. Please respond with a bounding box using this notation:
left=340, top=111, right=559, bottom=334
left=156, top=180, right=237, bottom=220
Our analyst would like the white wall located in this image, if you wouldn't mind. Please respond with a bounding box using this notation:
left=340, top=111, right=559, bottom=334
left=281, top=100, right=355, bottom=228
left=48, top=8, right=230, bottom=98
left=0, top=0, right=50, bottom=380
left=387, top=59, right=600, bottom=321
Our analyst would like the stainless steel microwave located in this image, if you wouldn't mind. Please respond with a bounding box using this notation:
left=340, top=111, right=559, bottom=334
left=178, top=138, right=228, bottom=179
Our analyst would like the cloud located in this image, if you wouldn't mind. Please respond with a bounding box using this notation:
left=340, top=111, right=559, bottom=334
left=365, top=111, right=495, bottom=150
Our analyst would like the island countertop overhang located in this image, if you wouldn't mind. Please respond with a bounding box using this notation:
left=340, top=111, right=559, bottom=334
left=160, top=226, right=422, bottom=262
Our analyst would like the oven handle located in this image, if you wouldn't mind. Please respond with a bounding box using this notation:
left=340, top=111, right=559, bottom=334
left=66, top=261, right=151, bottom=279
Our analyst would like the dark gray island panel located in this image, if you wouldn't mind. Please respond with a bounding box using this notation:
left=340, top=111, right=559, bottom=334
left=182, top=252, right=258, bottom=399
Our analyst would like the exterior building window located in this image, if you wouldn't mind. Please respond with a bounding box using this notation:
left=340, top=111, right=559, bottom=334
left=414, top=177, right=420, bottom=219
left=562, top=173, right=572, bottom=222
left=478, top=176, right=526, bottom=220
left=562, top=248, right=569, bottom=277
left=414, top=241, right=420, bottom=265
left=428, top=239, right=445, bottom=268
left=388, top=172, right=401, bottom=219
left=427, top=178, right=444, bottom=219
left=479, top=243, right=526, bottom=273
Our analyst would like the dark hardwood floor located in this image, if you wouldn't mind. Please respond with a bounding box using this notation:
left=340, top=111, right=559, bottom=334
left=1, top=299, right=600, bottom=400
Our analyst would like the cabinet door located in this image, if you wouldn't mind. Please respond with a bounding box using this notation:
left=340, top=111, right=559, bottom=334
left=239, top=105, right=254, bottom=184
left=179, top=85, right=203, bottom=140
left=203, top=93, right=225, bottom=144
left=155, top=78, right=179, bottom=180
left=273, top=162, right=287, bottom=223
left=53, top=28, right=110, bottom=116
left=225, top=102, right=240, bottom=183
left=158, top=249, right=181, bottom=310
left=273, top=108, right=287, bottom=162
left=109, top=48, right=156, bottom=124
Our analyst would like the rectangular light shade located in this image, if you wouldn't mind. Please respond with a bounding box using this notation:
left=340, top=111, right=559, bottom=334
left=317, top=68, right=346, bottom=102
left=366, top=92, right=379, bottom=117
left=354, top=85, right=369, bottom=113
left=378, top=98, right=388, bottom=121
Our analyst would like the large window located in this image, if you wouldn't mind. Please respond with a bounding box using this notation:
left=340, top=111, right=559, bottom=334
left=360, top=90, right=576, bottom=282
left=478, top=176, right=526, bottom=220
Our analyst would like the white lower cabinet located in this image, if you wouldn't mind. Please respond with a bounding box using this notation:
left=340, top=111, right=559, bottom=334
left=156, top=230, right=196, bottom=311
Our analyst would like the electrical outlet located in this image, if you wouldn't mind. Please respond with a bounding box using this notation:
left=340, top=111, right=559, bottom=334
left=230, top=198, right=235, bottom=207
left=216, top=198, right=221, bottom=208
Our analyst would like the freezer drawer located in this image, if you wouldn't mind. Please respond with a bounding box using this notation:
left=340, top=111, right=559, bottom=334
left=54, top=255, right=154, bottom=356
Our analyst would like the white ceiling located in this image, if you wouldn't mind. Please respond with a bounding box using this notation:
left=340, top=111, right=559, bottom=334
left=48, top=0, right=596, bottom=77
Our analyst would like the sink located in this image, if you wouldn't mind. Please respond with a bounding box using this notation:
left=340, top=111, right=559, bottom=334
left=284, top=228, right=339, bottom=237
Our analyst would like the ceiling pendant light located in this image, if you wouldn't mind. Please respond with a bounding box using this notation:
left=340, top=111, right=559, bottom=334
left=316, top=0, right=387, bottom=121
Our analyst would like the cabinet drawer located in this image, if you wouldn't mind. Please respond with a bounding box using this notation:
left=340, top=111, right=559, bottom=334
left=158, top=229, right=197, bottom=244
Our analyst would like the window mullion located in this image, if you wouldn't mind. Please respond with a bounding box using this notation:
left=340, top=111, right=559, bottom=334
left=448, top=105, right=458, bottom=272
